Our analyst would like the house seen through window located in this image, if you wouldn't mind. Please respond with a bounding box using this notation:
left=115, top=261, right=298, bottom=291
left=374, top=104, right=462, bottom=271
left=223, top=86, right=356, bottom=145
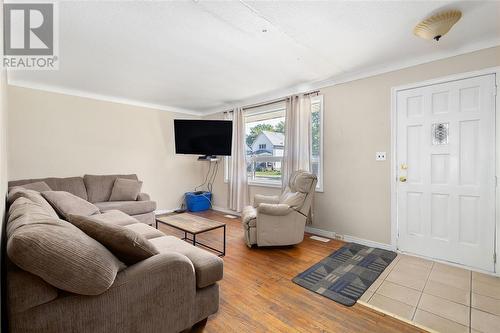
left=245, top=108, right=285, bottom=185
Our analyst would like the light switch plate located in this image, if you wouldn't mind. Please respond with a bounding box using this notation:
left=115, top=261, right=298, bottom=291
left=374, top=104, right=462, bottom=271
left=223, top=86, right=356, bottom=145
left=376, top=152, right=386, bottom=161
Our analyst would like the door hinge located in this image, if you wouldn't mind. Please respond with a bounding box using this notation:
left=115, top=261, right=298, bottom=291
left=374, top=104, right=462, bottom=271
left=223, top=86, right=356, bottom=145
left=494, top=253, right=497, bottom=264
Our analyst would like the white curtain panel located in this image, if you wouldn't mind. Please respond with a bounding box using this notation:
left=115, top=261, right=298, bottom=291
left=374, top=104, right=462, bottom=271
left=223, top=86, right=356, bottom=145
left=228, top=107, right=249, bottom=212
left=282, top=95, right=312, bottom=187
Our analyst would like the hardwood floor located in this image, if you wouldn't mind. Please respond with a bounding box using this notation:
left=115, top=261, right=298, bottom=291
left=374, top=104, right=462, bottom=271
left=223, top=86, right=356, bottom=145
left=158, top=210, right=426, bottom=333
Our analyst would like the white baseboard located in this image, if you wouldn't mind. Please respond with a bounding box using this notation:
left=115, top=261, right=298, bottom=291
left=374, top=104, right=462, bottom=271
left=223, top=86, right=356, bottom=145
left=212, top=205, right=241, bottom=216
left=154, top=208, right=178, bottom=215
left=305, top=226, right=395, bottom=251
left=156, top=206, right=242, bottom=217
left=342, top=234, right=395, bottom=251
left=304, top=226, right=336, bottom=239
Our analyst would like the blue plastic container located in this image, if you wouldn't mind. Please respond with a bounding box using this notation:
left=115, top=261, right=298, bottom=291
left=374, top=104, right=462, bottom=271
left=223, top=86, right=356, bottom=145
left=185, top=192, right=212, bottom=212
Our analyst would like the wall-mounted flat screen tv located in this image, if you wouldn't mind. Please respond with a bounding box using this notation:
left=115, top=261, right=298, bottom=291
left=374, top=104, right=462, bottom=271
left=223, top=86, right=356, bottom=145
left=174, top=119, right=232, bottom=156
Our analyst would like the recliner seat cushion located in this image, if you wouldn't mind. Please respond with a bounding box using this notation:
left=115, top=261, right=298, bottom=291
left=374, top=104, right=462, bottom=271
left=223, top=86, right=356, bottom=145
left=150, top=236, right=223, bottom=288
left=95, top=200, right=156, bottom=216
left=84, top=174, right=138, bottom=203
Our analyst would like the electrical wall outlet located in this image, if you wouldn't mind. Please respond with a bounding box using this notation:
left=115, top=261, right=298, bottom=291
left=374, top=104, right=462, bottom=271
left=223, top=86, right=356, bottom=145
left=376, top=152, right=386, bottom=161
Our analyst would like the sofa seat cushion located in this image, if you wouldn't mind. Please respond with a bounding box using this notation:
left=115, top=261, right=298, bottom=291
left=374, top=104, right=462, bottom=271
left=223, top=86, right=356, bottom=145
left=150, top=236, right=223, bottom=288
left=95, top=200, right=156, bottom=216
left=84, top=174, right=138, bottom=203
left=7, top=197, right=123, bottom=295
left=90, top=209, right=139, bottom=226
left=67, top=214, right=159, bottom=266
left=9, top=177, right=88, bottom=200
left=124, top=223, right=164, bottom=240
left=242, top=206, right=257, bottom=227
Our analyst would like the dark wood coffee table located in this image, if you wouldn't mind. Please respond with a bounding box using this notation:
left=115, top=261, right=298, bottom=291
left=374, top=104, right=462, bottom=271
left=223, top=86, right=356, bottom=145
left=156, top=213, right=226, bottom=257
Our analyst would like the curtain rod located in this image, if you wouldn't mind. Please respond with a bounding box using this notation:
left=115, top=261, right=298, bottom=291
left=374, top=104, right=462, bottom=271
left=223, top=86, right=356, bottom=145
left=223, top=90, right=320, bottom=114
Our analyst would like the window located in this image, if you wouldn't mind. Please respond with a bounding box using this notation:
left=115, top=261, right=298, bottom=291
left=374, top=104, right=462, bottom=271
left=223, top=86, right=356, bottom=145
left=245, top=107, right=286, bottom=186
left=224, top=95, right=323, bottom=191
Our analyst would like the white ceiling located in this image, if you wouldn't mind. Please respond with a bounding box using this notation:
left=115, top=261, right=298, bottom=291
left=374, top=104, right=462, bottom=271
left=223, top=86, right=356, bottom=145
left=8, top=1, right=500, bottom=115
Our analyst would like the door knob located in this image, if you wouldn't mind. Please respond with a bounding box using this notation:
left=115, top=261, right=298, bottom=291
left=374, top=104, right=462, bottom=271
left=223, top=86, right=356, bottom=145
left=399, top=176, right=407, bottom=182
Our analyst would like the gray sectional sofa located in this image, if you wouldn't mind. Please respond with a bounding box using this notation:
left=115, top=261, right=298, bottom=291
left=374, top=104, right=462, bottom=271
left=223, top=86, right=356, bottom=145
left=5, top=174, right=223, bottom=333
left=8, top=174, right=156, bottom=225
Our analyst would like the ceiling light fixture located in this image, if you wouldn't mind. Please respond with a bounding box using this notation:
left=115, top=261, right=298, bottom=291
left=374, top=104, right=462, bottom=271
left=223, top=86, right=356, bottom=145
left=414, top=9, right=462, bottom=41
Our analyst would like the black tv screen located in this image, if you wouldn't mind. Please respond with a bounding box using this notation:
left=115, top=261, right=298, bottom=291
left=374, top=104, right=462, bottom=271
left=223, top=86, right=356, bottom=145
left=174, top=120, right=233, bottom=156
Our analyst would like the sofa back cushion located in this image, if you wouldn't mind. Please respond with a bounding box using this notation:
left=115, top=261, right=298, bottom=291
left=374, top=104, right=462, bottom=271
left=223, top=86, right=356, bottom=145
left=7, top=197, right=123, bottom=295
left=68, top=212, right=159, bottom=265
left=42, top=191, right=100, bottom=220
left=9, top=177, right=88, bottom=200
left=84, top=174, right=138, bottom=203
left=9, top=181, right=51, bottom=192
left=109, top=178, right=143, bottom=201
left=8, top=188, right=59, bottom=218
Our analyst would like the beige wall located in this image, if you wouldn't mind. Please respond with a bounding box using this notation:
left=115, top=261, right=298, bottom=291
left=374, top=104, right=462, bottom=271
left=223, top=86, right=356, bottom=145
left=7, top=86, right=204, bottom=210
left=1, top=2, right=7, bottom=329
left=208, top=46, right=500, bottom=245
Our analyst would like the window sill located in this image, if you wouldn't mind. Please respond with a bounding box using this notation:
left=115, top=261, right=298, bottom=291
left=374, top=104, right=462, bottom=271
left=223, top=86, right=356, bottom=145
left=248, top=180, right=282, bottom=188
left=225, top=180, right=324, bottom=192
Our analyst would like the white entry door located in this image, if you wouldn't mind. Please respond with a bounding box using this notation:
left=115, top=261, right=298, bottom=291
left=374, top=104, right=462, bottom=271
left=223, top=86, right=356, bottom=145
left=396, top=74, right=496, bottom=272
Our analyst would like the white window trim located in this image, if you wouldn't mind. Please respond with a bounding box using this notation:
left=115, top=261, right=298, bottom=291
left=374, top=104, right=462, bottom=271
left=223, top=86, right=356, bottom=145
left=311, top=94, right=324, bottom=192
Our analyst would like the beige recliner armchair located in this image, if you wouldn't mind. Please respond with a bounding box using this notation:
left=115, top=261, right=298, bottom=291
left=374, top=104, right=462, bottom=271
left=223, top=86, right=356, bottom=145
left=242, top=170, right=318, bottom=247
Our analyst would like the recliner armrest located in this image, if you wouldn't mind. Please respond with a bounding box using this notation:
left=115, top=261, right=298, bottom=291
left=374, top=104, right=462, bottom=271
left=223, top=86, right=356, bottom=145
left=253, top=194, right=280, bottom=208
left=137, top=192, right=151, bottom=201
left=257, top=203, right=292, bottom=216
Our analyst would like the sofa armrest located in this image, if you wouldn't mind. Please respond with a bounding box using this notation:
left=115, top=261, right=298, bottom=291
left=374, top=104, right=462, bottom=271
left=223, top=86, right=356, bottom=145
left=9, top=253, right=198, bottom=333
left=112, top=252, right=194, bottom=288
left=137, top=192, right=151, bottom=201
left=257, top=203, right=292, bottom=216
left=253, top=194, right=280, bottom=208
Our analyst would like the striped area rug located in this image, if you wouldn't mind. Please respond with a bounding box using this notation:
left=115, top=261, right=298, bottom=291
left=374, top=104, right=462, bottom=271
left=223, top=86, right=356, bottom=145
left=293, top=243, right=396, bottom=306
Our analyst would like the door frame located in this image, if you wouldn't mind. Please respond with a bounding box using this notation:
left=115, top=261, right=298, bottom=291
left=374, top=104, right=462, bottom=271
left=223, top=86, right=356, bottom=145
left=390, top=66, right=500, bottom=274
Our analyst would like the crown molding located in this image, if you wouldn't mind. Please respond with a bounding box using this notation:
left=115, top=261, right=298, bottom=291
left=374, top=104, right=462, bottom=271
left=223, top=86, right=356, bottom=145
left=202, top=38, right=500, bottom=115
left=7, top=38, right=500, bottom=117
left=6, top=78, right=204, bottom=116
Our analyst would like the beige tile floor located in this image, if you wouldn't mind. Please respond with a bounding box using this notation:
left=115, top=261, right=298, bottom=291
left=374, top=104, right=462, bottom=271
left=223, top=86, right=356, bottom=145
left=358, top=254, right=500, bottom=333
